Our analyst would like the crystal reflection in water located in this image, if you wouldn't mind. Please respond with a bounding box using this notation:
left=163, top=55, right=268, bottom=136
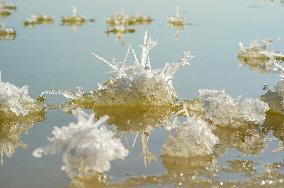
left=0, top=110, right=45, bottom=165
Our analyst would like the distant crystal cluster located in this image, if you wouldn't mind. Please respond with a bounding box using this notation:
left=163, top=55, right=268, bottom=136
left=106, top=13, right=152, bottom=27
left=33, top=109, right=129, bottom=178
left=0, top=0, right=16, bottom=17
left=0, top=24, right=15, bottom=40
left=0, top=81, right=42, bottom=116
left=23, top=15, right=54, bottom=27
left=62, top=6, right=87, bottom=26
left=168, top=6, right=184, bottom=27
left=105, top=13, right=152, bottom=41
left=196, top=89, right=269, bottom=127
left=93, top=31, right=192, bottom=106
left=163, top=115, right=219, bottom=157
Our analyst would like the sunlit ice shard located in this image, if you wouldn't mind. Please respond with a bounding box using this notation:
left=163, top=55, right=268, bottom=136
left=92, top=31, right=192, bottom=106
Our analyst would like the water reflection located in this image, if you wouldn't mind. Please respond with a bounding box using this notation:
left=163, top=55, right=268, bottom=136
left=0, top=110, right=45, bottom=165
left=214, top=124, right=266, bottom=155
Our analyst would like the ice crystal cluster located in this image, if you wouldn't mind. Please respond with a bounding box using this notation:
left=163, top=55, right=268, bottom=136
left=92, top=31, right=192, bottom=106
left=32, top=109, right=129, bottom=178
left=23, top=15, right=54, bottom=27
left=238, top=38, right=284, bottom=61
left=163, top=116, right=219, bottom=157
left=197, top=89, right=269, bottom=127
left=62, top=6, right=87, bottom=26
left=0, top=80, right=40, bottom=116
left=0, top=115, right=44, bottom=165
left=168, top=6, right=184, bottom=27
left=0, top=24, right=15, bottom=40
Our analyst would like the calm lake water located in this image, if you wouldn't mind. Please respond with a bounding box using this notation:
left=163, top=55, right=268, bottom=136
left=1, top=0, right=284, bottom=187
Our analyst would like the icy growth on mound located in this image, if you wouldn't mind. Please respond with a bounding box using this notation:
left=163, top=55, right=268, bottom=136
left=198, top=89, right=269, bottom=127
left=163, top=116, right=219, bottom=157
left=0, top=81, right=37, bottom=116
left=32, top=109, right=128, bottom=178
left=238, top=38, right=284, bottom=60
left=92, top=31, right=192, bottom=105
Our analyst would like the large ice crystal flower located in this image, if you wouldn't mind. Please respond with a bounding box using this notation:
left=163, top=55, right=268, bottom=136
left=92, top=31, right=192, bottom=106
left=0, top=81, right=38, bottom=116
left=163, top=116, right=219, bottom=157
left=198, top=89, right=269, bottom=127
left=32, top=109, right=129, bottom=178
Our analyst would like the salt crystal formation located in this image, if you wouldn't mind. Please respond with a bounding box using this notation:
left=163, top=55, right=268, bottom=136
left=92, top=31, right=192, bottom=106
left=238, top=38, right=284, bottom=61
left=197, top=89, right=269, bottom=127
left=168, top=6, right=185, bottom=27
left=163, top=116, right=219, bottom=157
left=0, top=24, right=15, bottom=40
left=32, top=109, right=129, bottom=178
left=23, top=15, right=54, bottom=27
left=0, top=80, right=43, bottom=116
left=62, top=6, right=87, bottom=26
left=214, top=124, right=266, bottom=155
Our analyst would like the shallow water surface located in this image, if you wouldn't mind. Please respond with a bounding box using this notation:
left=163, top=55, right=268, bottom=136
left=1, top=0, right=284, bottom=187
